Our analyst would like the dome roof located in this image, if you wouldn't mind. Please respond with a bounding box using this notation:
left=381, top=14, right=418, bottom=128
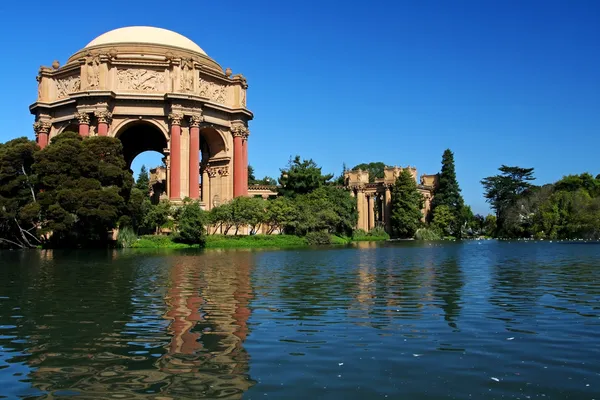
left=84, top=26, right=207, bottom=56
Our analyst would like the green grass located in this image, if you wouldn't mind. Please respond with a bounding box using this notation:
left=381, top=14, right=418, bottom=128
left=131, top=232, right=390, bottom=250
left=132, top=235, right=197, bottom=249
left=205, top=234, right=307, bottom=249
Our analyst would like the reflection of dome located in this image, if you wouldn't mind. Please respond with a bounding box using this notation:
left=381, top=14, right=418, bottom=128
left=85, top=26, right=207, bottom=56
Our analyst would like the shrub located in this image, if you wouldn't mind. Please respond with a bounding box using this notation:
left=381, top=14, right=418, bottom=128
left=414, top=227, right=441, bottom=241
left=116, top=226, right=137, bottom=248
left=174, top=201, right=207, bottom=246
left=368, top=226, right=390, bottom=239
left=305, top=231, right=332, bottom=245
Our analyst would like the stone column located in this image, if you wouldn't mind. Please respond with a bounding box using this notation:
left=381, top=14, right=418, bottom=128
left=75, top=112, right=90, bottom=137
left=95, top=111, right=112, bottom=137
left=188, top=115, right=202, bottom=199
left=384, top=186, right=392, bottom=234
left=169, top=113, right=183, bottom=200
left=232, top=125, right=245, bottom=197
left=356, top=188, right=366, bottom=231
left=368, top=195, right=375, bottom=231
left=202, top=169, right=210, bottom=208
left=33, top=121, right=51, bottom=150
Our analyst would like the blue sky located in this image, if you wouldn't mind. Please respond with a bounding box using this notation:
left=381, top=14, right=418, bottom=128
left=1, top=0, right=599, bottom=214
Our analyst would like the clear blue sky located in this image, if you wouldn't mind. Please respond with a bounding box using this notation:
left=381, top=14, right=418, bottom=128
left=2, top=0, right=599, bottom=214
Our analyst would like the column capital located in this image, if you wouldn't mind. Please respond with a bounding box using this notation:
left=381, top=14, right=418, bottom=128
left=94, top=110, right=112, bottom=124
left=33, top=120, right=51, bottom=136
left=75, top=112, right=90, bottom=125
left=231, top=124, right=248, bottom=138
left=169, top=113, right=184, bottom=125
left=189, top=114, right=204, bottom=127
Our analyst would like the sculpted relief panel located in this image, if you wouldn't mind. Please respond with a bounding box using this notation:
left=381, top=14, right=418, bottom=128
left=198, top=77, right=228, bottom=105
left=55, top=75, right=81, bottom=99
left=117, top=69, right=165, bottom=92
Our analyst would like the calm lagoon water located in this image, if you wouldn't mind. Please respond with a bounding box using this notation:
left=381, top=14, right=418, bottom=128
left=0, top=240, right=599, bottom=399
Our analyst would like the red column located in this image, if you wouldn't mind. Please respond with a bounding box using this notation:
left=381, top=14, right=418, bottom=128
left=94, top=111, right=111, bottom=137
left=76, top=112, right=90, bottom=137
left=34, top=121, right=50, bottom=150
left=189, top=115, right=202, bottom=200
left=242, top=134, right=249, bottom=195
left=233, top=127, right=244, bottom=198
left=169, top=113, right=183, bottom=200
left=79, top=123, right=90, bottom=137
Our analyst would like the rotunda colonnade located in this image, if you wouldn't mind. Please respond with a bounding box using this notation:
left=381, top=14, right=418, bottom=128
left=30, top=26, right=252, bottom=208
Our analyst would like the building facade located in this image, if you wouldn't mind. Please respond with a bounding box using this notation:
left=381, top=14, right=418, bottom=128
left=345, top=167, right=438, bottom=233
left=30, top=26, right=252, bottom=209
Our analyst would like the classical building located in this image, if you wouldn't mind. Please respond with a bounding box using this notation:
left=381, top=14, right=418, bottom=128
left=30, top=26, right=252, bottom=209
left=345, top=166, right=438, bottom=233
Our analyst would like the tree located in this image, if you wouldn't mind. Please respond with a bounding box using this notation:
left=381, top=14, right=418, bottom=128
left=390, top=168, right=423, bottom=238
left=255, top=176, right=277, bottom=186
left=230, top=196, right=266, bottom=234
left=351, top=162, right=385, bottom=183
left=483, top=214, right=497, bottom=237
left=481, top=165, right=535, bottom=235
left=265, top=196, right=299, bottom=234
left=432, top=205, right=455, bottom=237
left=34, top=132, right=131, bottom=247
left=278, top=155, right=333, bottom=197
left=430, top=149, right=465, bottom=236
left=248, top=165, right=257, bottom=185
left=175, top=200, right=207, bottom=245
left=135, top=165, right=150, bottom=195
left=0, top=137, right=40, bottom=248
left=144, top=200, right=172, bottom=234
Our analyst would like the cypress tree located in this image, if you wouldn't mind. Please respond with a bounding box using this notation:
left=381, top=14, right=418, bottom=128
left=430, top=149, right=465, bottom=236
left=135, top=165, right=150, bottom=195
left=390, top=168, right=423, bottom=238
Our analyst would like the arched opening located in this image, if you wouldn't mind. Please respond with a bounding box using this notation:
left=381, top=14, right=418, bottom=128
left=198, top=127, right=228, bottom=205
left=117, top=122, right=168, bottom=203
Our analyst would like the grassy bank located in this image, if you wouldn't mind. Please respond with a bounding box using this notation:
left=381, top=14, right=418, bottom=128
left=129, top=233, right=377, bottom=249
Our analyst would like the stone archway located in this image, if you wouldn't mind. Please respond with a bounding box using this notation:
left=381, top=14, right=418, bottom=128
left=116, top=121, right=168, bottom=168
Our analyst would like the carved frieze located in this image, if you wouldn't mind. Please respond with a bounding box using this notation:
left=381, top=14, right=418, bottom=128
left=231, top=123, right=249, bottom=139
left=117, top=69, right=165, bottom=92
left=55, top=75, right=80, bottom=99
left=198, top=77, right=227, bottom=104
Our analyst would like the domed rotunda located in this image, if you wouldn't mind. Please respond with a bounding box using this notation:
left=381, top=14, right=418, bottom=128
left=31, top=26, right=252, bottom=207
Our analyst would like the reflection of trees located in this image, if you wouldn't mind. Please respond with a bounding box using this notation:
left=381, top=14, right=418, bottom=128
left=431, top=254, right=463, bottom=330
left=2, top=249, right=256, bottom=399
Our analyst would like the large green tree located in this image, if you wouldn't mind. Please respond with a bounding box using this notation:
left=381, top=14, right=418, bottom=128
left=34, top=132, right=132, bottom=247
left=135, top=165, right=150, bottom=195
left=430, top=149, right=465, bottom=236
left=351, top=162, right=386, bottom=183
left=0, top=137, right=40, bottom=248
left=278, top=155, right=333, bottom=197
left=390, top=168, right=423, bottom=238
left=481, top=165, right=535, bottom=235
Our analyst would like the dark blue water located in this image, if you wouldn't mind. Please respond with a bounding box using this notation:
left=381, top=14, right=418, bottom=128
left=0, top=240, right=599, bottom=399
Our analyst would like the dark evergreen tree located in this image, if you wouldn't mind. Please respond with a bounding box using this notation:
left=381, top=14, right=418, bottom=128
left=135, top=165, right=150, bottom=195
left=481, top=165, right=535, bottom=235
left=34, top=132, right=132, bottom=247
left=390, top=168, right=423, bottom=238
left=0, top=137, right=40, bottom=248
left=248, top=165, right=256, bottom=185
left=430, top=149, right=465, bottom=236
left=278, top=155, right=333, bottom=197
